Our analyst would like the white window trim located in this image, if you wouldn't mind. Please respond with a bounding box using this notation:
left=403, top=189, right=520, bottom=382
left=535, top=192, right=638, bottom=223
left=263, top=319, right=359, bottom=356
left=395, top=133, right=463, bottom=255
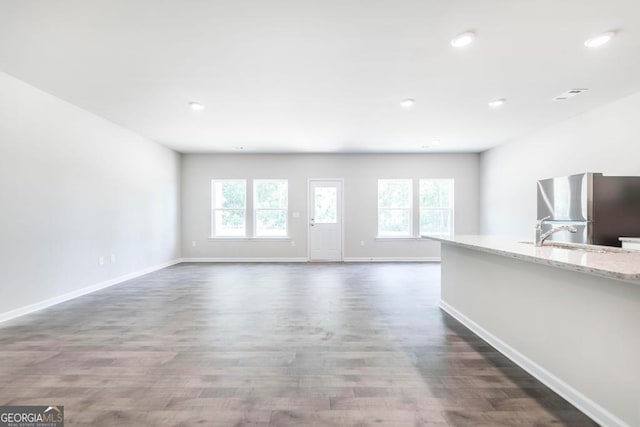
left=211, top=179, right=247, bottom=238
left=418, top=208, right=454, bottom=237
left=419, top=179, right=455, bottom=237
left=377, top=178, right=413, bottom=238
left=253, top=179, right=289, bottom=238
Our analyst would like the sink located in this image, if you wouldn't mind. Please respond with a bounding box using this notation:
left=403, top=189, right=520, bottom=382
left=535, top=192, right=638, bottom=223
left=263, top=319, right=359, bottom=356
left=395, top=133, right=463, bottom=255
left=518, top=241, right=634, bottom=254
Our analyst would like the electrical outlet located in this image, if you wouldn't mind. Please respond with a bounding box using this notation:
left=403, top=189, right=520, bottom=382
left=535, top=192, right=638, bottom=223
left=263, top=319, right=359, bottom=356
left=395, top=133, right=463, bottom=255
left=99, top=256, right=104, bottom=265
left=110, top=254, right=116, bottom=263
left=192, top=241, right=196, bottom=247
left=360, top=240, right=365, bottom=247
left=291, top=241, right=296, bottom=247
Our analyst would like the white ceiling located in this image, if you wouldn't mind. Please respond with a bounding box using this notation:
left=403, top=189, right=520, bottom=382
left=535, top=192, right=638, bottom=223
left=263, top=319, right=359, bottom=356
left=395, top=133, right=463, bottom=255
left=1, top=0, right=640, bottom=153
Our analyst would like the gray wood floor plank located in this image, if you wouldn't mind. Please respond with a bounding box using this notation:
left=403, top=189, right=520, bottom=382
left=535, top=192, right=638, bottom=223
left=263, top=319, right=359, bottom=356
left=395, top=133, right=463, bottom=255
left=0, top=263, right=597, bottom=426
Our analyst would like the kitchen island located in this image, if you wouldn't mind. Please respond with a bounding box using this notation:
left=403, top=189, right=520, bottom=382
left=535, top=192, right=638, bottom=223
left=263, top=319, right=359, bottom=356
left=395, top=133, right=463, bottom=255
left=425, top=235, right=640, bottom=427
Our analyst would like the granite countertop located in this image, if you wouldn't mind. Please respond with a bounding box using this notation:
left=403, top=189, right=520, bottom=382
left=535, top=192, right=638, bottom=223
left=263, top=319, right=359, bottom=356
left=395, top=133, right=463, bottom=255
left=422, top=234, right=640, bottom=284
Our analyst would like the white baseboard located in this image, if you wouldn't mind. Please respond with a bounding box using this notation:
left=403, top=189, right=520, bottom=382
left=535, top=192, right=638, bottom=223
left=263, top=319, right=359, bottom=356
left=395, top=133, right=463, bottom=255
left=0, top=259, right=182, bottom=325
left=439, top=300, right=628, bottom=427
left=343, top=257, right=440, bottom=262
left=181, top=257, right=308, bottom=263
left=181, top=257, right=440, bottom=263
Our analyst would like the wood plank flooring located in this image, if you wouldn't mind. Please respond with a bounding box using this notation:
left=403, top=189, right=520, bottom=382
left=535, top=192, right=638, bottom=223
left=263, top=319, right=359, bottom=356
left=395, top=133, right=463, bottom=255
left=0, top=263, right=597, bottom=426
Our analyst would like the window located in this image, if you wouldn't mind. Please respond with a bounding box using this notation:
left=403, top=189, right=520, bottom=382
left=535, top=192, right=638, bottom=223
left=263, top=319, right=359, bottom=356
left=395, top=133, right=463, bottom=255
left=378, top=179, right=412, bottom=237
left=314, top=187, right=337, bottom=224
left=420, top=179, right=454, bottom=237
left=211, top=180, right=247, bottom=237
left=254, top=179, right=288, bottom=237
left=211, top=179, right=289, bottom=238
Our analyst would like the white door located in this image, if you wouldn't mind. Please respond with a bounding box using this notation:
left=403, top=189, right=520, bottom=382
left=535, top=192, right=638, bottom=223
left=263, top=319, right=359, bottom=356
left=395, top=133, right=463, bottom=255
left=308, top=180, right=343, bottom=261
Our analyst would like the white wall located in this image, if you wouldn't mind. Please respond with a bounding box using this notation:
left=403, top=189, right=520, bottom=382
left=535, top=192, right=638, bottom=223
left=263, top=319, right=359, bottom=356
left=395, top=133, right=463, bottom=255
left=481, top=90, right=640, bottom=237
left=0, top=72, right=181, bottom=318
left=182, top=153, right=480, bottom=260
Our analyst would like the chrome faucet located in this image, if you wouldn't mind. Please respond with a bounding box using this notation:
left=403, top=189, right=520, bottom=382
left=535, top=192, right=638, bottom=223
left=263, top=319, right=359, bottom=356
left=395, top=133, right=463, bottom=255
left=534, top=216, right=550, bottom=245
left=535, top=216, right=578, bottom=246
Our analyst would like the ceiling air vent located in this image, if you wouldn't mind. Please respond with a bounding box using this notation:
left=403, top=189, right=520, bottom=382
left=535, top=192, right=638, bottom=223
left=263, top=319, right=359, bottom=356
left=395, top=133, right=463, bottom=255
left=553, top=88, right=588, bottom=101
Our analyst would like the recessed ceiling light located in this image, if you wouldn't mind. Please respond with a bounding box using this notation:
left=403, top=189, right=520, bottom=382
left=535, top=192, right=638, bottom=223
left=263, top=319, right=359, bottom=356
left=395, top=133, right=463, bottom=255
left=553, top=88, right=588, bottom=101
left=451, top=31, right=475, bottom=48
left=430, top=139, right=442, bottom=146
left=234, top=146, right=244, bottom=150
left=189, top=102, right=205, bottom=111
left=400, top=98, right=416, bottom=109
left=584, top=31, right=615, bottom=48
left=488, top=98, right=507, bottom=108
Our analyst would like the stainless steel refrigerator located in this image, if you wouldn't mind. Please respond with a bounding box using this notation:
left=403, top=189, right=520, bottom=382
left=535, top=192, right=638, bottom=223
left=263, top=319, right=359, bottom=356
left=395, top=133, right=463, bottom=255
left=537, top=172, right=640, bottom=246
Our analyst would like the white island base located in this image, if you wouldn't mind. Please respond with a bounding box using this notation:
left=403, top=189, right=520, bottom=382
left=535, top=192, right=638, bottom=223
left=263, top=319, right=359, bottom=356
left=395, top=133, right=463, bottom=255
left=437, top=240, right=640, bottom=427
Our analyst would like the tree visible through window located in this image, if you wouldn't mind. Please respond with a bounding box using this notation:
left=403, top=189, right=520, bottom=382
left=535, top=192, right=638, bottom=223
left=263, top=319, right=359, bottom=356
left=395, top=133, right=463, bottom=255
left=314, top=187, right=337, bottom=223
left=420, top=179, right=454, bottom=237
left=211, top=180, right=246, bottom=236
left=378, top=179, right=412, bottom=236
left=254, top=180, right=288, bottom=236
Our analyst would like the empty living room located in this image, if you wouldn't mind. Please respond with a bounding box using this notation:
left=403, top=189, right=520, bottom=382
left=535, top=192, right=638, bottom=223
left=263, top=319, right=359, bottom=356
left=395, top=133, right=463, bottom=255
left=2, top=1, right=639, bottom=426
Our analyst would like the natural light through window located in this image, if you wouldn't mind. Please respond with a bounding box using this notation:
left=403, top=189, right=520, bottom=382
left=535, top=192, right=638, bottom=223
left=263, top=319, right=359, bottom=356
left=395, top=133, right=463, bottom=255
left=211, top=179, right=247, bottom=237
left=254, top=179, right=288, bottom=237
left=420, top=179, right=454, bottom=237
left=378, top=179, right=412, bottom=237
left=314, top=187, right=337, bottom=224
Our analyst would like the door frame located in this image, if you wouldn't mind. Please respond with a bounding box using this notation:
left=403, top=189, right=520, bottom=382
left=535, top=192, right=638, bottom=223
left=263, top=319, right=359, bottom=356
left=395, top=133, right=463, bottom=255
left=307, top=178, right=345, bottom=262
